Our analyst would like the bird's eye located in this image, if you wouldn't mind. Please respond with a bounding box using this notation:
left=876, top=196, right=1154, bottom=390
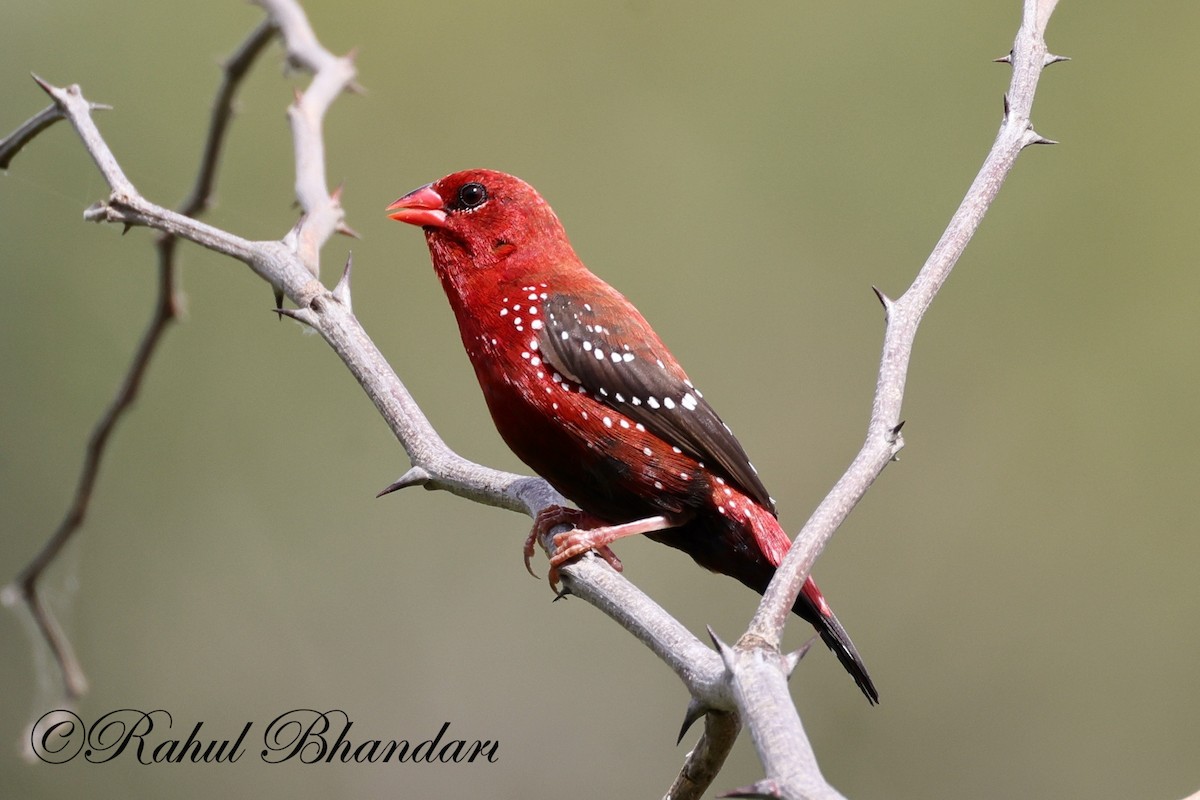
left=457, top=182, right=488, bottom=210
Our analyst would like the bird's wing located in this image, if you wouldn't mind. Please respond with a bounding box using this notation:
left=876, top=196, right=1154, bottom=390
left=539, top=292, right=775, bottom=514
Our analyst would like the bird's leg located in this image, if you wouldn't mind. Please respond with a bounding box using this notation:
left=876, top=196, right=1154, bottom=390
left=524, top=506, right=624, bottom=581
left=527, top=506, right=683, bottom=591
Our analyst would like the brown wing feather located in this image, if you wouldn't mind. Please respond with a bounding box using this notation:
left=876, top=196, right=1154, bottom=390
left=539, top=292, right=776, bottom=515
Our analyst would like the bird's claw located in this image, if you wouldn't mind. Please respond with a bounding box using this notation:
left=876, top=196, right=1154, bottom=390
left=522, top=528, right=541, bottom=579
left=524, top=506, right=624, bottom=592
left=544, top=542, right=623, bottom=592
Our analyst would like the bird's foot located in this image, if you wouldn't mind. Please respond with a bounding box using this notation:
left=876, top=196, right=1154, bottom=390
left=524, top=507, right=624, bottom=590
left=527, top=509, right=678, bottom=592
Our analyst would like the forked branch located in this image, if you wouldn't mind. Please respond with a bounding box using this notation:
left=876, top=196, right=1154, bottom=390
left=730, top=1, right=1064, bottom=796
left=2, top=20, right=278, bottom=701
left=4, top=2, right=1068, bottom=798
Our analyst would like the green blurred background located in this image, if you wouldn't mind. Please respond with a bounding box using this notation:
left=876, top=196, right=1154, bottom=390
left=2, top=2, right=1198, bottom=798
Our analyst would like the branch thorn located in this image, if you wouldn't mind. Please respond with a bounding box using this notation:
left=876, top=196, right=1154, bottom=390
left=332, top=252, right=353, bottom=306
left=707, top=625, right=735, bottom=671
left=677, top=698, right=708, bottom=745
left=783, top=636, right=816, bottom=677
left=1026, top=130, right=1058, bottom=147
left=993, top=51, right=1012, bottom=64
left=273, top=306, right=302, bottom=322
left=871, top=285, right=894, bottom=312
left=376, top=466, right=432, bottom=497
left=30, top=72, right=55, bottom=96
left=1044, top=53, right=1071, bottom=67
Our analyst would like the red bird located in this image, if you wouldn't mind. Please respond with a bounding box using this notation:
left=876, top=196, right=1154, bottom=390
left=388, top=169, right=877, bottom=703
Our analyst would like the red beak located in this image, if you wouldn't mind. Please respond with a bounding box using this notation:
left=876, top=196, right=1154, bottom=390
left=386, top=184, right=448, bottom=228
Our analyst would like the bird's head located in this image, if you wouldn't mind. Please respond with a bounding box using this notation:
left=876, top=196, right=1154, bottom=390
left=388, top=169, right=574, bottom=280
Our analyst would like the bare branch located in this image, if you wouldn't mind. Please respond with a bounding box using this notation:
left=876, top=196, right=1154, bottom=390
left=5, top=25, right=739, bottom=744
left=0, top=99, right=62, bottom=169
left=179, top=18, right=278, bottom=219
left=750, top=0, right=1064, bottom=644
left=252, top=0, right=358, bottom=283
left=1, top=19, right=279, bottom=701
left=724, top=0, right=1064, bottom=795
left=666, top=710, right=741, bottom=800
left=5, top=2, right=1069, bottom=796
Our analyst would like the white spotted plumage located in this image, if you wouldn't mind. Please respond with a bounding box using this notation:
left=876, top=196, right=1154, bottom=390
left=536, top=292, right=776, bottom=514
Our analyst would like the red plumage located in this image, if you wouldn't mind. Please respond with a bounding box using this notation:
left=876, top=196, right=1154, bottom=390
left=388, top=169, right=876, bottom=703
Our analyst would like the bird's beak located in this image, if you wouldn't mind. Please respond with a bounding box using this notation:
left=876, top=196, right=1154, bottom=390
left=387, top=184, right=448, bottom=228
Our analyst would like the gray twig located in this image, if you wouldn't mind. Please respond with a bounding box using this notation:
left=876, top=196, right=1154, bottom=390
left=2, top=17, right=279, bottom=702
left=729, top=1, right=1063, bottom=797
left=3, top=1, right=1068, bottom=797
left=0, top=101, right=63, bottom=169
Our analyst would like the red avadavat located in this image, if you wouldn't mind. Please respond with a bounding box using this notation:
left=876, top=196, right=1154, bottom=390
left=389, top=170, right=876, bottom=703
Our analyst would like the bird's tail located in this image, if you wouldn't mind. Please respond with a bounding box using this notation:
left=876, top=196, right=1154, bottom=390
left=652, top=486, right=878, bottom=703
left=797, top=578, right=878, bottom=704
left=743, top=501, right=879, bottom=704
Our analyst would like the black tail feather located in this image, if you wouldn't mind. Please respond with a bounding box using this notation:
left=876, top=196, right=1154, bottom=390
left=797, top=592, right=878, bottom=705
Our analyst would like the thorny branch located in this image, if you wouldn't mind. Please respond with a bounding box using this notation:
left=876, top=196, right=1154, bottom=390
left=1, top=1, right=1073, bottom=797
left=728, top=0, right=1064, bottom=795
left=2, top=3, right=732, bottom=792
left=1, top=19, right=278, bottom=701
